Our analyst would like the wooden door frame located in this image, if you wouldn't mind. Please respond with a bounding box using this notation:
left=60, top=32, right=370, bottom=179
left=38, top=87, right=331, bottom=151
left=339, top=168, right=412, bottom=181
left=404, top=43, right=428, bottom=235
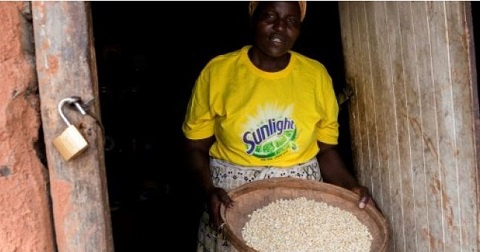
left=32, top=2, right=113, bottom=251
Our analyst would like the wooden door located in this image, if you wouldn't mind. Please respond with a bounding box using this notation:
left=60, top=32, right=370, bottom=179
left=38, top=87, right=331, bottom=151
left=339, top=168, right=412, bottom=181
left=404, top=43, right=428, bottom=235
left=339, top=2, right=479, bottom=251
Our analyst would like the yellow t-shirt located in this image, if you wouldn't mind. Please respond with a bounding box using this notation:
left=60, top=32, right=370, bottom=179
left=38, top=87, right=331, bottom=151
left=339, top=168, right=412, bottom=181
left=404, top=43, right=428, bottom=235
left=182, top=46, right=339, bottom=167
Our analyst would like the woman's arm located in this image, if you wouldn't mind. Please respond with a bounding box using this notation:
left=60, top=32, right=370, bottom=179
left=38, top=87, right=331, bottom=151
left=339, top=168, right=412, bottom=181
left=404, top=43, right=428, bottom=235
left=184, top=136, right=233, bottom=229
left=185, top=136, right=216, bottom=197
left=316, top=141, right=371, bottom=208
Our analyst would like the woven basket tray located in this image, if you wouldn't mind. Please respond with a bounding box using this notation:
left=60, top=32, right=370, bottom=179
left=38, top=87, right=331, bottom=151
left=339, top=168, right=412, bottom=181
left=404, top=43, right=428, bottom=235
left=220, top=177, right=389, bottom=252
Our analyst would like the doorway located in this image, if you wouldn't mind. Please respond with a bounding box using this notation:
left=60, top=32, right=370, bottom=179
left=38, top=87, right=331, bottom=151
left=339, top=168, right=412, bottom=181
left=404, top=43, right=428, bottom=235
left=90, top=2, right=351, bottom=251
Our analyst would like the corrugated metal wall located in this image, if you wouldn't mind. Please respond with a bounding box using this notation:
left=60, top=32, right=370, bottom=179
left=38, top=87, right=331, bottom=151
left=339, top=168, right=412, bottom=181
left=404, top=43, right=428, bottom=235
left=339, top=2, right=479, bottom=251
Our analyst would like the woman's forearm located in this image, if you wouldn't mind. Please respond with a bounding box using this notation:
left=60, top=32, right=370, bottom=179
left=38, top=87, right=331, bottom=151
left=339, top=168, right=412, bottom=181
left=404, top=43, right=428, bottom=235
left=316, top=142, right=359, bottom=190
left=185, top=136, right=216, bottom=198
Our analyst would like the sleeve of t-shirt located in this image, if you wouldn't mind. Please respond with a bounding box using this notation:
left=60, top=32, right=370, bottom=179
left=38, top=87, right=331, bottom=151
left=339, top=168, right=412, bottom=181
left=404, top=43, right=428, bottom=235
left=182, top=67, right=216, bottom=140
left=316, top=68, right=339, bottom=145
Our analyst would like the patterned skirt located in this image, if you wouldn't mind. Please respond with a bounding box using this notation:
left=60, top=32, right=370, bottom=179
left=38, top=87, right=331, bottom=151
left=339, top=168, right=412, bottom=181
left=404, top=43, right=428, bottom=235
left=196, top=157, right=322, bottom=252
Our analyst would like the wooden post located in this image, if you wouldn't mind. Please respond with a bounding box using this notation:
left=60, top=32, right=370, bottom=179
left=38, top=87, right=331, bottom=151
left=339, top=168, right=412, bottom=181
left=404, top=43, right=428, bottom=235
left=31, top=2, right=114, bottom=251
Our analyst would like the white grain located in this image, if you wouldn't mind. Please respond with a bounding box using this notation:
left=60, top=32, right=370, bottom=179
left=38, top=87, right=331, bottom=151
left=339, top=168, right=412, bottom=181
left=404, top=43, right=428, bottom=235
left=242, top=197, right=373, bottom=252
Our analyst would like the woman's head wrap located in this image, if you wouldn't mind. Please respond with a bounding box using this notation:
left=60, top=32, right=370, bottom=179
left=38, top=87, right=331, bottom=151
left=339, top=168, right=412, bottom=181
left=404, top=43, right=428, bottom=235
left=249, top=1, right=307, bottom=22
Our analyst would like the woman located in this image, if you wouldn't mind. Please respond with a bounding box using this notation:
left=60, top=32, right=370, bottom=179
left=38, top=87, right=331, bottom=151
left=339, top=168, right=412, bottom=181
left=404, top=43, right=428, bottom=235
left=182, top=2, right=372, bottom=251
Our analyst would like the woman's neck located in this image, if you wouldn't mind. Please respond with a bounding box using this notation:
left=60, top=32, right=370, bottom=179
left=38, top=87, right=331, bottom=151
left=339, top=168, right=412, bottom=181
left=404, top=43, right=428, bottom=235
left=248, top=47, right=291, bottom=72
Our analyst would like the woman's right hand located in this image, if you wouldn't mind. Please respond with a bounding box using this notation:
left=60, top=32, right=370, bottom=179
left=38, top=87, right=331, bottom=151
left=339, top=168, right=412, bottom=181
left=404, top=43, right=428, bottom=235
left=206, top=187, right=234, bottom=230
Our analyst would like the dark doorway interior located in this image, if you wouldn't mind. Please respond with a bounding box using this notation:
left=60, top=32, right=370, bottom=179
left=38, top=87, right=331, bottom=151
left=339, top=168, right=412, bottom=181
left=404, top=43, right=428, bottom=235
left=90, top=2, right=351, bottom=251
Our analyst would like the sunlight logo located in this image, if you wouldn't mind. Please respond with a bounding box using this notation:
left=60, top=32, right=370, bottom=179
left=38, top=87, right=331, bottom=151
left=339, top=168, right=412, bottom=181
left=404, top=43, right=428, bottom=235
left=242, top=103, right=298, bottom=159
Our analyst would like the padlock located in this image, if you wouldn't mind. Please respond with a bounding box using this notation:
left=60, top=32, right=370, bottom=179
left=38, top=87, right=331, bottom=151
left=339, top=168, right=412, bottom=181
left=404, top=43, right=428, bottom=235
left=53, top=97, right=89, bottom=161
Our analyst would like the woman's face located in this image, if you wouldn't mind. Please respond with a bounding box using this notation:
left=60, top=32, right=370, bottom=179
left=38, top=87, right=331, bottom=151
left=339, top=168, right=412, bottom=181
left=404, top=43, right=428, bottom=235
left=252, top=1, right=301, bottom=58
